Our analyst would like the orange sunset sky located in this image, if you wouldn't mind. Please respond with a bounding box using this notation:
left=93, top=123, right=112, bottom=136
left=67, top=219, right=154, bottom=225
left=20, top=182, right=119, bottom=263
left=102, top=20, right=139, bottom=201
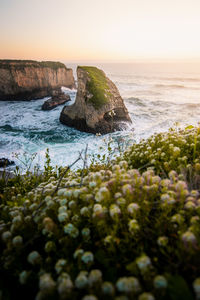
left=1, top=0, right=200, bottom=62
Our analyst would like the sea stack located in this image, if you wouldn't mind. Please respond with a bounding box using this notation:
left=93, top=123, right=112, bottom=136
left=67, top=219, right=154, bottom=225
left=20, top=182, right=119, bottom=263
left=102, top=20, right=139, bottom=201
left=0, top=60, right=75, bottom=100
left=60, top=66, right=132, bottom=134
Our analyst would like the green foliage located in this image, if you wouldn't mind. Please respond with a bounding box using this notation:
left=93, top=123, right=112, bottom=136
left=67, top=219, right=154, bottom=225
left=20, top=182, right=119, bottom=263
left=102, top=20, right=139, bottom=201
left=79, top=66, right=111, bottom=109
left=122, top=126, right=200, bottom=188
left=44, top=148, right=54, bottom=180
left=166, top=276, right=194, bottom=300
left=90, top=137, right=116, bottom=168
left=0, top=127, right=200, bottom=299
left=40, top=61, right=67, bottom=70
left=0, top=150, right=56, bottom=206
left=0, top=60, right=67, bottom=71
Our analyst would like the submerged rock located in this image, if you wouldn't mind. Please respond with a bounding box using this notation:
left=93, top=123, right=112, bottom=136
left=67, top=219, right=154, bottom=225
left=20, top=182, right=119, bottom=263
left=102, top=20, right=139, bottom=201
left=42, top=91, right=71, bottom=111
left=60, top=66, right=132, bottom=134
left=0, top=60, right=75, bottom=100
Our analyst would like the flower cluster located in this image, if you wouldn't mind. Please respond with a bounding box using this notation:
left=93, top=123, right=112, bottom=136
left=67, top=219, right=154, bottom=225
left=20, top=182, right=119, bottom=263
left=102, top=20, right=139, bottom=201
left=0, top=126, right=200, bottom=299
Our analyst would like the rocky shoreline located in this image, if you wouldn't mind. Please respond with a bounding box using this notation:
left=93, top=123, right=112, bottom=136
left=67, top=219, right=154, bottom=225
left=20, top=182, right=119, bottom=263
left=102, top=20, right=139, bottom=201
left=0, top=61, right=132, bottom=135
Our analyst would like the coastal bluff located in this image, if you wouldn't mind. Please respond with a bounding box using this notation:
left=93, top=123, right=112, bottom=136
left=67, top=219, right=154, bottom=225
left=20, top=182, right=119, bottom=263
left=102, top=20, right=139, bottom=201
left=60, top=66, right=132, bottom=134
left=0, top=60, right=75, bottom=100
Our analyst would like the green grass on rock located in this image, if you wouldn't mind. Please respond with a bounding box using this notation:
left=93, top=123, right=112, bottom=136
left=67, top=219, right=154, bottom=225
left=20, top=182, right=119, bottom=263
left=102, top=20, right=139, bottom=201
left=79, top=66, right=111, bottom=109
left=0, top=60, right=67, bottom=71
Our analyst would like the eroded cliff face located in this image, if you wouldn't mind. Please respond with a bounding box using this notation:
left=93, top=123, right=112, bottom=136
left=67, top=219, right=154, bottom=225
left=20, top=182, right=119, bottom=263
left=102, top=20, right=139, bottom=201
left=60, top=66, right=132, bottom=134
left=0, top=60, right=75, bottom=100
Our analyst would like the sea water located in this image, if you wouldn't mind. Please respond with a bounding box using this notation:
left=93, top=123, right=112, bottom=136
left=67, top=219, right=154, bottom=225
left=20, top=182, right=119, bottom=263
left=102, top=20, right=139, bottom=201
left=1, top=62, right=200, bottom=170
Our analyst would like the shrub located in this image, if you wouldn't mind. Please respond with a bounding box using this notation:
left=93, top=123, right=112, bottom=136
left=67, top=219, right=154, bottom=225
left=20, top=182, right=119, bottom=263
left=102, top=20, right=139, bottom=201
left=0, top=126, right=200, bottom=299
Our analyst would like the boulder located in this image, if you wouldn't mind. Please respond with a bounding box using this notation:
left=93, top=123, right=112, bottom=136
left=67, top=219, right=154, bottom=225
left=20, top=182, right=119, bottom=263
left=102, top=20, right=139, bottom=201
left=0, top=158, right=15, bottom=168
left=42, top=91, right=71, bottom=110
left=0, top=60, right=75, bottom=100
left=60, top=66, right=132, bottom=134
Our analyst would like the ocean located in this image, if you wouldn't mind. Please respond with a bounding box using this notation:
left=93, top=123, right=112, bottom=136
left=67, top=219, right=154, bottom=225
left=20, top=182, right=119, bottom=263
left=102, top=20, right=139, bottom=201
left=1, top=62, right=200, bottom=170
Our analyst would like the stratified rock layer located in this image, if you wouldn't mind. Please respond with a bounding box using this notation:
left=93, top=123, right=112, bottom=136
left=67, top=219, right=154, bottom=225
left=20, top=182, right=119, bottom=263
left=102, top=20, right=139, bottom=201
left=60, top=66, right=132, bottom=134
left=0, top=60, right=75, bottom=100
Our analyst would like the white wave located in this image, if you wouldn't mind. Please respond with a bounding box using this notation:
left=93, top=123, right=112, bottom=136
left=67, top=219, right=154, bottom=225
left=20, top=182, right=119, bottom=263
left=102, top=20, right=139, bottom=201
left=1, top=63, right=200, bottom=170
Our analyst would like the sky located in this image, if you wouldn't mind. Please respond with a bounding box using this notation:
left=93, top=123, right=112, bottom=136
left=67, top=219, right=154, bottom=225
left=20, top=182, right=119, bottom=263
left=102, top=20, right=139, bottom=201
left=1, top=0, right=200, bottom=62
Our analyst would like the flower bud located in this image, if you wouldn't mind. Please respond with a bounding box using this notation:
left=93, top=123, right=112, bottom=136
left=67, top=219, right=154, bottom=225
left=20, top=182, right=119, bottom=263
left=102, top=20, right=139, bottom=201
left=88, top=269, right=102, bottom=287
left=58, top=212, right=69, bottom=223
left=73, top=249, right=84, bottom=259
left=44, top=241, right=56, bottom=253
left=12, top=235, right=23, bottom=247
left=116, top=277, right=141, bottom=294
left=81, top=251, right=94, bottom=264
left=55, top=259, right=67, bottom=274
left=127, top=203, right=140, bottom=216
left=75, top=273, right=88, bottom=289
left=64, top=223, right=79, bottom=238
left=102, top=281, right=115, bottom=296
left=39, top=273, right=56, bottom=294
left=136, top=255, right=152, bottom=273
left=181, top=231, right=197, bottom=248
left=128, top=219, right=140, bottom=234
left=2, top=231, right=12, bottom=243
left=153, top=275, right=167, bottom=289
left=95, top=187, right=110, bottom=202
left=109, top=204, right=121, bottom=219
left=27, top=251, right=41, bottom=265
left=19, top=270, right=29, bottom=285
left=193, top=278, right=200, bottom=299
left=138, top=292, right=155, bottom=300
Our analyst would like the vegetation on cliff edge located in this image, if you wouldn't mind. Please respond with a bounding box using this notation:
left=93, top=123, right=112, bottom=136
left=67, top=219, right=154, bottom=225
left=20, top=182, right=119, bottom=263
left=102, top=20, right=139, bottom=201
left=0, top=60, right=68, bottom=71
left=0, top=125, right=200, bottom=300
left=79, top=66, right=111, bottom=109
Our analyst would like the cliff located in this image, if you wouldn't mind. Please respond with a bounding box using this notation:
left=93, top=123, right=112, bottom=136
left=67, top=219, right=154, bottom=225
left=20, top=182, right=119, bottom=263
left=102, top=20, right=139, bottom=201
left=0, top=60, right=75, bottom=100
left=60, top=66, right=132, bottom=134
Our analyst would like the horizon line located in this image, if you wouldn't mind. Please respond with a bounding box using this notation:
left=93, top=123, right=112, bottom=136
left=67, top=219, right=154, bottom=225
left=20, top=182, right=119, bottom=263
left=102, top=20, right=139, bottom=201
left=1, top=57, right=200, bottom=64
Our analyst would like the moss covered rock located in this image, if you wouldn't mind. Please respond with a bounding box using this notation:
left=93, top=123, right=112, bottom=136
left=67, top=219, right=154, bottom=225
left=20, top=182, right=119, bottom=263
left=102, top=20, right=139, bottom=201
left=60, top=66, right=132, bottom=134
